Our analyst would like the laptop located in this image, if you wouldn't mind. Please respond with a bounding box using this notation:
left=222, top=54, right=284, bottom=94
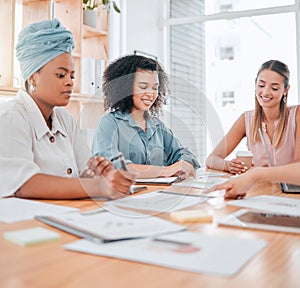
left=258, top=128, right=300, bottom=194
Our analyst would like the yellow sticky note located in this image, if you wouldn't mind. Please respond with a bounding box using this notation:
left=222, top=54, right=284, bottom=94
left=170, top=209, right=213, bottom=224
left=3, top=227, right=60, bottom=247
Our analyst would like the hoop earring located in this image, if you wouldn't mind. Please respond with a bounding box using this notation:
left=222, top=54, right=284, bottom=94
left=29, top=83, right=36, bottom=93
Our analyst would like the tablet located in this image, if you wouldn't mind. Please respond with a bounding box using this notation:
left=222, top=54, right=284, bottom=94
left=218, top=209, right=300, bottom=234
left=280, top=182, right=300, bottom=194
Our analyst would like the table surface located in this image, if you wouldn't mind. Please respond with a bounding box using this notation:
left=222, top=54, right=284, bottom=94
left=1, top=177, right=300, bottom=288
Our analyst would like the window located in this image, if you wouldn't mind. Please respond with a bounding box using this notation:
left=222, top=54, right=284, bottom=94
left=168, top=0, right=298, bottom=162
left=169, top=0, right=206, bottom=164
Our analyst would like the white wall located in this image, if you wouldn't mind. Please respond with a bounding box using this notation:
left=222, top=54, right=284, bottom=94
left=110, top=0, right=165, bottom=63
left=126, top=0, right=164, bottom=60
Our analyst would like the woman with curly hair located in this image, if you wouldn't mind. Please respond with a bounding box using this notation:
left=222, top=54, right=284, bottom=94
left=92, top=54, right=200, bottom=179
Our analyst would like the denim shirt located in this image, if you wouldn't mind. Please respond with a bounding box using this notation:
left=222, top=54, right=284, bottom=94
left=92, top=111, right=200, bottom=169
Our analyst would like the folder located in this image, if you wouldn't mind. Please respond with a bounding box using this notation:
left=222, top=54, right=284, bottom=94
left=35, top=208, right=185, bottom=244
left=135, top=176, right=180, bottom=185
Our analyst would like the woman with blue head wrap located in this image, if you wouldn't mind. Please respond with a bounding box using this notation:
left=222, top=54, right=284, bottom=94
left=0, top=18, right=134, bottom=199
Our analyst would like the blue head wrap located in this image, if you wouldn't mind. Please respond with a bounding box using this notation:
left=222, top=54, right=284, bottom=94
left=16, top=18, right=75, bottom=81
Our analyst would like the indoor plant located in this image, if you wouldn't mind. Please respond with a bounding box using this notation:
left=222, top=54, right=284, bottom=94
left=83, top=0, right=120, bottom=28
left=83, top=0, right=120, bottom=13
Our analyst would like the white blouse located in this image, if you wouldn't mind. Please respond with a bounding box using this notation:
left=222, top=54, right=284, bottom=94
left=0, top=90, right=90, bottom=197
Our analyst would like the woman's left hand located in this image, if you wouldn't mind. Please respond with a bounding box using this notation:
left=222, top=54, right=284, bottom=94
left=83, top=156, right=114, bottom=177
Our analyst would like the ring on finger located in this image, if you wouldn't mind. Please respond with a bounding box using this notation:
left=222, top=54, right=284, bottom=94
left=86, top=169, right=95, bottom=177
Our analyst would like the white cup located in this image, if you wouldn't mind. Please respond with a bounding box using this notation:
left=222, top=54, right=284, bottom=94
left=236, top=151, right=253, bottom=169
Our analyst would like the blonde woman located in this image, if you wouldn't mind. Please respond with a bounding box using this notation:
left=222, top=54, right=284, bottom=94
left=206, top=60, right=300, bottom=174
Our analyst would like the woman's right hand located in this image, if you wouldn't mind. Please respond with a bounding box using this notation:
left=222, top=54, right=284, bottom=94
left=105, top=169, right=135, bottom=196
left=210, top=168, right=260, bottom=199
left=83, top=169, right=135, bottom=200
left=161, top=160, right=195, bottom=179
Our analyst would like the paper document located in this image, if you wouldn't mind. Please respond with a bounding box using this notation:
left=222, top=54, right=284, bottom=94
left=64, top=231, right=267, bottom=277
left=106, top=190, right=207, bottom=213
left=36, top=206, right=185, bottom=243
left=227, top=195, right=300, bottom=216
left=0, top=198, right=78, bottom=223
left=173, top=177, right=227, bottom=189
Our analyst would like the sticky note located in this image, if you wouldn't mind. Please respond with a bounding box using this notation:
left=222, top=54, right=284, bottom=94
left=170, top=209, right=213, bottom=224
left=3, top=227, right=60, bottom=247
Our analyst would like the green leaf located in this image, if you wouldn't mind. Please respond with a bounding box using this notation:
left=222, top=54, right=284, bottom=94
left=112, top=1, right=121, bottom=13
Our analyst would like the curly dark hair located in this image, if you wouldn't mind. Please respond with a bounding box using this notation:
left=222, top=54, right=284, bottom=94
left=103, top=54, right=169, bottom=116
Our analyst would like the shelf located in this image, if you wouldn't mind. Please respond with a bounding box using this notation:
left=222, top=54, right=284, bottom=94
left=16, top=0, right=46, bottom=4
left=0, top=87, right=18, bottom=94
left=82, top=25, right=108, bottom=38
left=1, top=0, right=109, bottom=129
left=72, top=52, right=81, bottom=58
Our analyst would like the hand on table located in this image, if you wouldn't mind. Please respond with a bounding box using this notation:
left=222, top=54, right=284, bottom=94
left=162, top=160, right=195, bottom=180
left=210, top=170, right=257, bottom=199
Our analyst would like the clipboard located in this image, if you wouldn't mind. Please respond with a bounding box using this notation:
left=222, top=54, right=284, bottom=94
left=135, top=176, right=180, bottom=185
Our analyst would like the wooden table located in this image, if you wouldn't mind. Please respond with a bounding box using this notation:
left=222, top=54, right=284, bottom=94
left=1, top=181, right=299, bottom=288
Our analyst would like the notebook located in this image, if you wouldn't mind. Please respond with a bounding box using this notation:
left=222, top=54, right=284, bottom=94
left=258, top=128, right=300, bottom=194
left=35, top=207, right=185, bottom=244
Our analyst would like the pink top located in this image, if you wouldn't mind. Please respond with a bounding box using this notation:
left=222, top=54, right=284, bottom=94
left=244, top=106, right=298, bottom=167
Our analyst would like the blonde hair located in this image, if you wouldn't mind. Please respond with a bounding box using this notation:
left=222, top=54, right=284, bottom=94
left=251, top=60, right=290, bottom=147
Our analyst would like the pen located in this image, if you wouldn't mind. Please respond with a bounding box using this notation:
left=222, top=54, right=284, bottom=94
left=157, top=190, right=216, bottom=199
left=80, top=208, right=106, bottom=215
left=111, top=152, right=128, bottom=171
left=152, top=237, right=192, bottom=246
left=118, top=152, right=128, bottom=171
left=114, top=152, right=135, bottom=194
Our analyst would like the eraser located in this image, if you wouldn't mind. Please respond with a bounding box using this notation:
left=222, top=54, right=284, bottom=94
left=3, top=227, right=60, bottom=247
left=170, top=209, right=213, bottom=224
